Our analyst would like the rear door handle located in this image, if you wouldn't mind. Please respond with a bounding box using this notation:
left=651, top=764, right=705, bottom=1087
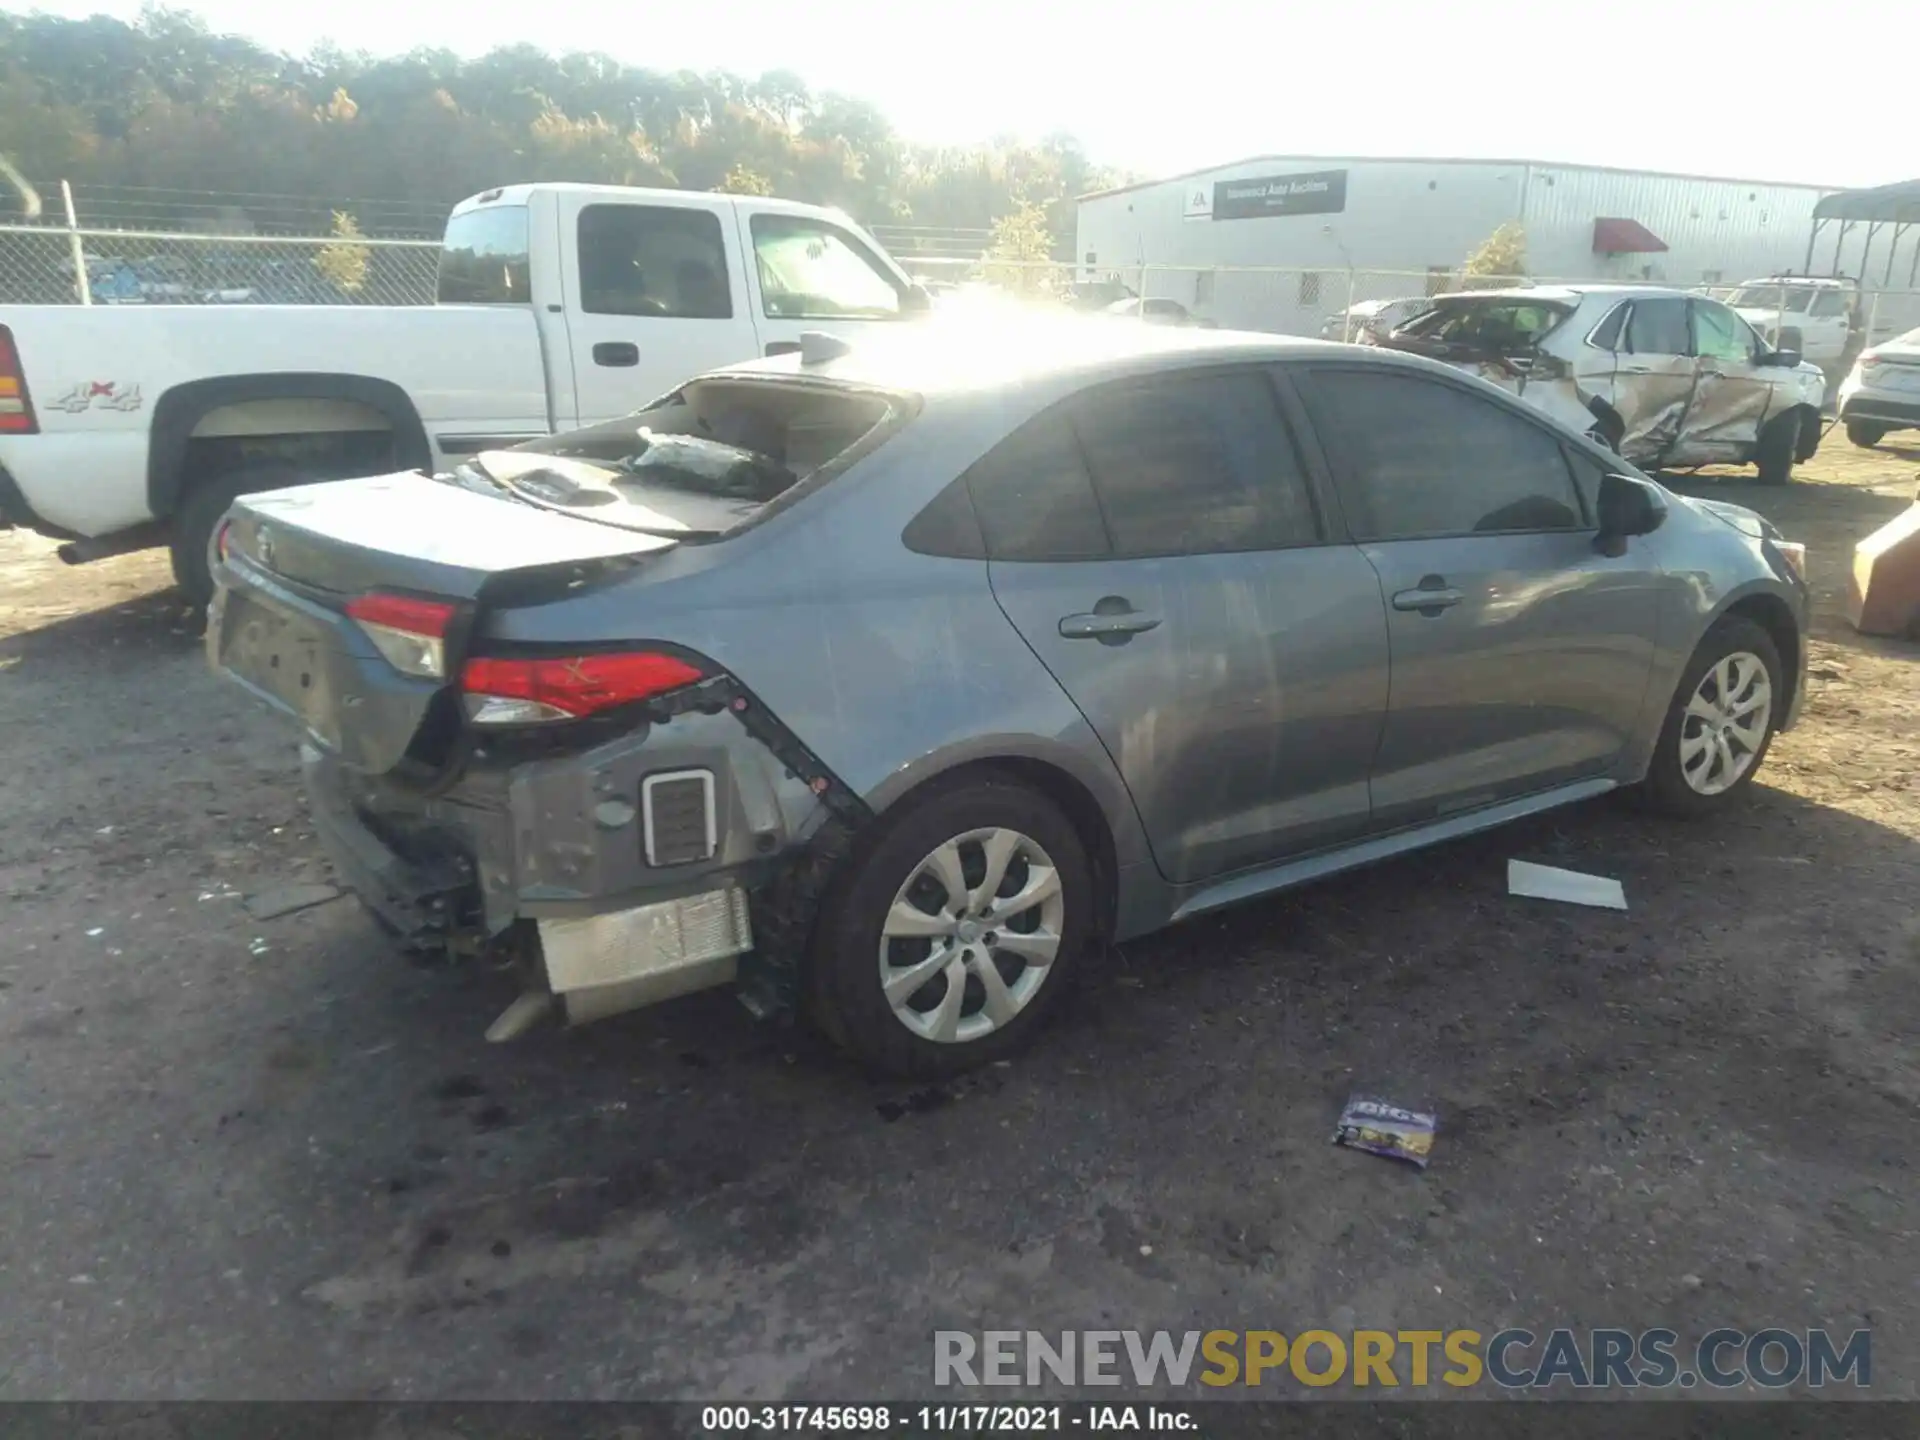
left=592, top=342, right=639, bottom=367
left=1059, top=605, right=1162, bottom=643
left=1391, top=585, right=1464, bottom=613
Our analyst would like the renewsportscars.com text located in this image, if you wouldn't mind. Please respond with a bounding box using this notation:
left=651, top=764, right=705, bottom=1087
left=934, top=1328, right=1871, bottom=1390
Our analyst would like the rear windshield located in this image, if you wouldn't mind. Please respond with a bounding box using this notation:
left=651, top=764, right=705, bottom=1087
left=438, top=204, right=532, bottom=305
left=1396, top=297, right=1572, bottom=351
left=464, top=378, right=902, bottom=538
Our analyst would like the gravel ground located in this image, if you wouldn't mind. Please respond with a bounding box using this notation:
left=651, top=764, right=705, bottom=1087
left=2, top=435, right=1918, bottom=1402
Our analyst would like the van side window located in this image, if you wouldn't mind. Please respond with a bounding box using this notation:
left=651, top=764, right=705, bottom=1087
left=576, top=205, right=733, bottom=320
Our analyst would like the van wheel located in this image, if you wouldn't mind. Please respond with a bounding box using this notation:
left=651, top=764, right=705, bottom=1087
left=169, top=465, right=303, bottom=608
left=1754, top=410, right=1800, bottom=485
left=1846, top=420, right=1888, bottom=448
left=806, top=775, right=1093, bottom=1079
left=1641, top=616, right=1783, bottom=818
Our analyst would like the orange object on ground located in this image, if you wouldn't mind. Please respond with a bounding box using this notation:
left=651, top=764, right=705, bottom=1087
left=1848, top=494, right=1920, bottom=637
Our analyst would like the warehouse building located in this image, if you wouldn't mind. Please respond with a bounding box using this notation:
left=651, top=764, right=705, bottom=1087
left=1075, top=155, right=1908, bottom=337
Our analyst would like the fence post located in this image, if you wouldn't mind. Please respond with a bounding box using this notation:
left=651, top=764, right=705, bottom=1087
left=61, top=180, right=90, bottom=306
left=1344, top=266, right=1356, bottom=339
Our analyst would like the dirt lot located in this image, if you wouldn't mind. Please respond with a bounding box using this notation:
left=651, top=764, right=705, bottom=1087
left=2, top=435, right=1918, bottom=1402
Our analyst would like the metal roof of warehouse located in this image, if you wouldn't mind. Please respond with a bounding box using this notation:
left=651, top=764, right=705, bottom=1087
left=1077, top=155, right=1851, bottom=204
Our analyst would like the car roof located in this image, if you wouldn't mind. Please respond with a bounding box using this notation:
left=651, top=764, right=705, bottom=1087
left=448, top=183, right=860, bottom=225
left=1437, top=282, right=1699, bottom=304
left=712, top=315, right=1360, bottom=398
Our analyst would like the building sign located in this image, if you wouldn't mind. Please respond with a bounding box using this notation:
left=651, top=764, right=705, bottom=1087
left=1183, top=184, right=1214, bottom=221
left=1212, top=169, right=1348, bottom=221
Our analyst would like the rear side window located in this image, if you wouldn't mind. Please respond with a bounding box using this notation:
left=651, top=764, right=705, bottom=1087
left=577, top=205, right=733, bottom=319
left=964, top=414, right=1111, bottom=561
left=437, top=205, right=531, bottom=304
left=1308, top=369, right=1582, bottom=540
left=1623, top=298, right=1690, bottom=356
left=1588, top=302, right=1628, bottom=351
left=1068, top=371, right=1320, bottom=556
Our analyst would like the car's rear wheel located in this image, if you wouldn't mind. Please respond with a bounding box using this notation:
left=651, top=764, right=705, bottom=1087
left=1846, top=420, right=1888, bottom=448
left=1754, top=410, right=1801, bottom=485
left=1641, top=616, right=1783, bottom=818
left=807, top=776, right=1093, bottom=1078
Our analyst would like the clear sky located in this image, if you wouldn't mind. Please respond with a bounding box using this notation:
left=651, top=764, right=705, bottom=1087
left=25, top=0, right=1911, bottom=190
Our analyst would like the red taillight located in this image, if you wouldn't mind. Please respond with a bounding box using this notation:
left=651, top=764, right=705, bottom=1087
left=0, top=325, right=39, bottom=435
left=459, top=651, right=704, bottom=724
left=346, top=592, right=458, bottom=679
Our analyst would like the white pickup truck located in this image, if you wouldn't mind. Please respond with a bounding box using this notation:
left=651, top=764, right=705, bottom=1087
left=0, top=182, right=929, bottom=602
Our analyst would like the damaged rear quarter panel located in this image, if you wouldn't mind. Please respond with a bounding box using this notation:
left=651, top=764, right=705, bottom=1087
left=474, top=408, right=1156, bottom=874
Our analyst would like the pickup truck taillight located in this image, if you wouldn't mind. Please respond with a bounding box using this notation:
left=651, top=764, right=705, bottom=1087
left=346, top=592, right=457, bottom=679
left=0, top=326, right=38, bottom=435
left=460, top=652, right=704, bottom=725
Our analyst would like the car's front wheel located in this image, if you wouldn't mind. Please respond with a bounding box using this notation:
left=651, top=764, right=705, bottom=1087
left=1641, top=616, right=1783, bottom=818
left=807, top=775, right=1094, bottom=1078
left=1846, top=420, right=1888, bottom=448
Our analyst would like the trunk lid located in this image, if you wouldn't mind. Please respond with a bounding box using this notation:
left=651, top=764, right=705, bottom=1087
left=211, top=472, right=674, bottom=775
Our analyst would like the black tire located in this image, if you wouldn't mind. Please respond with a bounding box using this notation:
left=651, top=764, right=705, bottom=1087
left=1641, top=616, right=1784, bottom=819
left=169, top=464, right=304, bottom=608
left=1846, top=419, right=1888, bottom=449
left=805, top=774, right=1095, bottom=1079
left=1754, top=410, right=1800, bottom=485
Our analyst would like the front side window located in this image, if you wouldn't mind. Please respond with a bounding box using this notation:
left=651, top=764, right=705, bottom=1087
left=1810, top=290, right=1849, bottom=318
left=1068, top=370, right=1320, bottom=557
left=1693, top=300, right=1757, bottom=364
left=750, top=216, right=902, bottom=320
left=1622, top=298, right=1690, bottom=357
left=437, top=204, right=531, bottom=305
left=576, top=204, right=733, bottom=320
left=1308, top=369, right=1582, bottom=541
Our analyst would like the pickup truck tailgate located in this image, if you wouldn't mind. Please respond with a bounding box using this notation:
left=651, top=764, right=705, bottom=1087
left=210, top=472, right=674, bottom=774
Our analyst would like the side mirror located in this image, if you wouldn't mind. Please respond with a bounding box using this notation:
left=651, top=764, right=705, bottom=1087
left=1594, top=471, right=1667, bottom=556
left=1768, top=324, right=1803, bottom=367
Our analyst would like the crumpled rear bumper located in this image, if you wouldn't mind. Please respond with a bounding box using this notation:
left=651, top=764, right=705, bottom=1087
left=298, top=682, right=864, bottom=1023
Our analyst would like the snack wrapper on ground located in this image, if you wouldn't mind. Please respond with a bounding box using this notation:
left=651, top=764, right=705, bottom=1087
left=1333, top=1095, right=1436, bottom=1168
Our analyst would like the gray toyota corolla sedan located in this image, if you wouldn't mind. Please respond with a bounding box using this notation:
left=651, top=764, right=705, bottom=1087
left=207, top=320, right=1810, bottom=1077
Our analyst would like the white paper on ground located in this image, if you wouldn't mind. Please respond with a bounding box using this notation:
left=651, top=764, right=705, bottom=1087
left=1507, top=859, right=1628, bottom=911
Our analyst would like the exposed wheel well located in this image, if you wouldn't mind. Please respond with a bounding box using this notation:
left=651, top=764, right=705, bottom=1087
left=1791, top=403, right=1824, bottom=462
left=147, top=373, right=430, bottom=519
left=883, top=757, right=1121, bottom=943
left=1723, top=593, right=1800, bottom=718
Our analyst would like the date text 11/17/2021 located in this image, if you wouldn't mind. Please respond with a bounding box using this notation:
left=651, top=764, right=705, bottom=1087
left=699, top=1405, right=1197, bottom=1432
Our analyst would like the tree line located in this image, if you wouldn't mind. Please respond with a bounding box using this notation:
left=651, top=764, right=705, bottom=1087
left=0, top=6, right=1114, bottom=254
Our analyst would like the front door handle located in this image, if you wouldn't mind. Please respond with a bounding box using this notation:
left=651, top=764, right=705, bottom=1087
left=592, top=342, right=639, bottom=367
left=1391, top=582, right=1464, bottom=614
left=1059, top=602, right=1162, bottom=644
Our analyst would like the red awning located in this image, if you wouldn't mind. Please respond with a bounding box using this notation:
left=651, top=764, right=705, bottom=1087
left=1593, top=217, right=1669, bottom=255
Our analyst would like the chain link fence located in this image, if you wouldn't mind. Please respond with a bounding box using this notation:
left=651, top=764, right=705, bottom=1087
left=0, top=223, right=441, bottom=307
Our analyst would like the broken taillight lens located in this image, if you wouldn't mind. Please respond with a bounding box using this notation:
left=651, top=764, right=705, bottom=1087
left=0, top=325, right=39, bottom=435
left=459, top=651, right=703, bottom=725
left=346, top=592, right=457, bottom=679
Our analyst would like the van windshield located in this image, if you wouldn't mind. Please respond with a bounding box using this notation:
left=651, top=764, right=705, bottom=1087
left=1730, top=285, right=1812, bottom=312
left=464, top=379, right=902, bottom=538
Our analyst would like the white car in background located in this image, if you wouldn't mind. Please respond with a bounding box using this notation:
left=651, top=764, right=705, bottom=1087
left=1836, top=325, right=1920, bottom=447
left=1379, top=284, right=1826, bottom=482
left=1726, top=276, right=1859, bottom=380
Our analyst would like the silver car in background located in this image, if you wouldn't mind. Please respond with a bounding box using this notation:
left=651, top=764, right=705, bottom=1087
left=207, top=321, right=1810, bottom=1078
left=1380, top=284, right=1827, bottom=483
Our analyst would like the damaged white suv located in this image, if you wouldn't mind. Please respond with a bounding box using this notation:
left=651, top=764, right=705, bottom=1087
left=1380, top=285, right=1826, bottom=483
